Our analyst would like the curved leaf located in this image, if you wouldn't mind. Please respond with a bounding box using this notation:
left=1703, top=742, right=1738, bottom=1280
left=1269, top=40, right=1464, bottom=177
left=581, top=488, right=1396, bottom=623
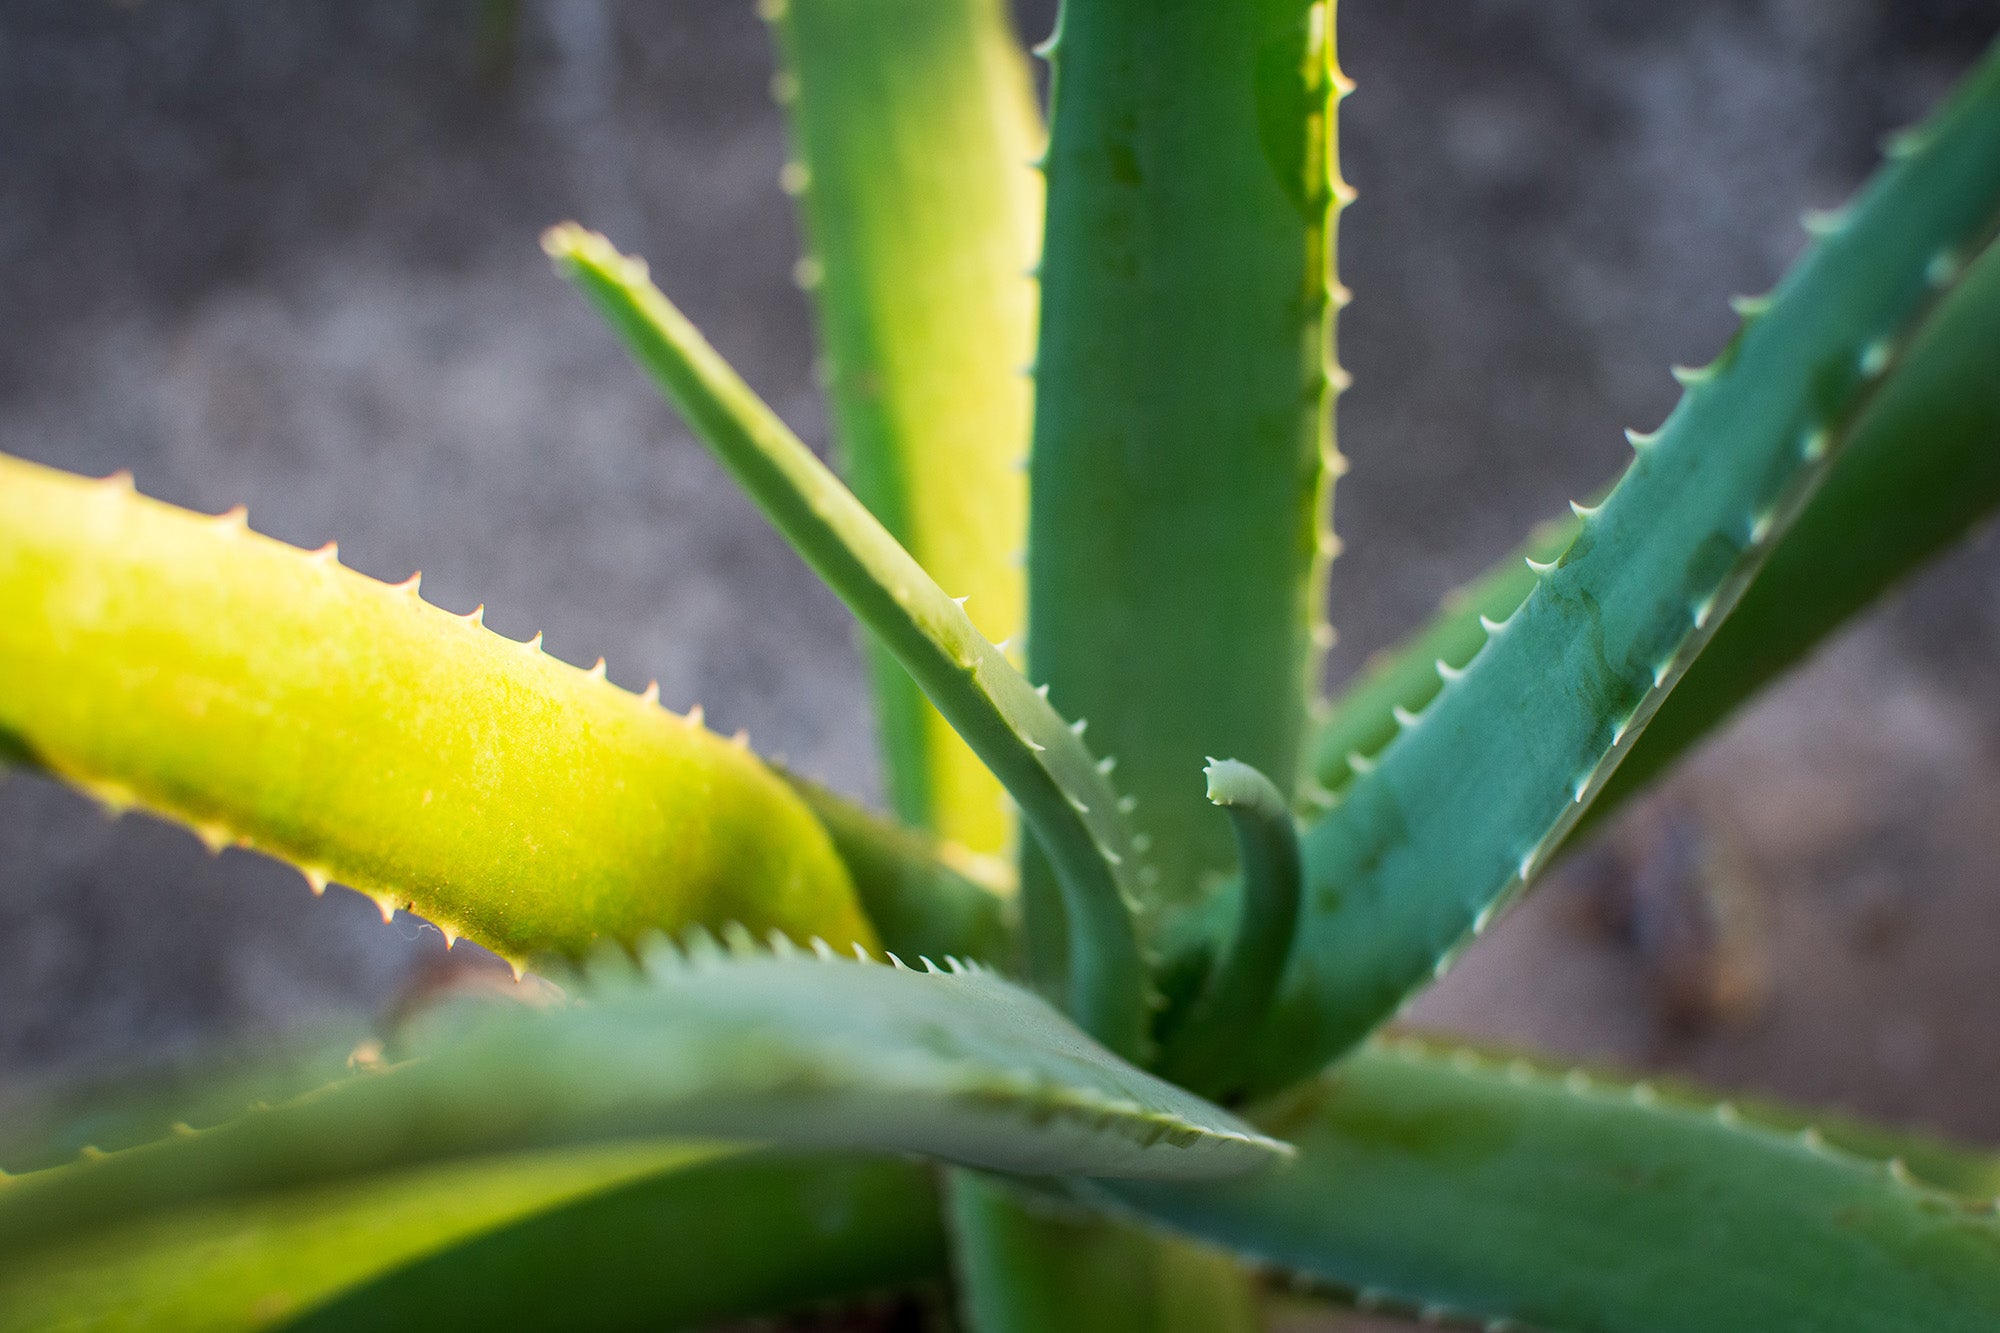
left=1155, top=760, right=1304, bottom=1093
left=0, top=453, right=873, bottom=966
left=547, top=226, right=1151, bottom=1057
left=766, top=0, right=1042, bottom=857
left=1101, top=1039, right=2000, bottom=1333
left=1232, top=39, right=2000, bottom=1097
left=0, top=951, right=1289, bottom=1257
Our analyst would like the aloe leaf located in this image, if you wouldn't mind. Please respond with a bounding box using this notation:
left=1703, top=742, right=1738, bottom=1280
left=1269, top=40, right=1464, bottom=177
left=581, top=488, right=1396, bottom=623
left=0, top=950, right=1288, bottom=1257
left=1099, top=1039, right=2000, bottom=1333
left=765, top=0, right=1041, bottom=859
left=946, top=1172, right=1262, bottom=1332
left=1024, top=0, right=1345, bottom=942
left=291, top=1150, right=944, bottom=1331
left=1155, top=761, right=1303, bottom=1093
left=0, top=1144, right=946, bottom=1331
left=1311, top=229, right=2000, bottom=825
left=547, top=227, right=1151, bottom=1057
left=1308, top=514, right=1582, bottom=800
left=0, top=453, right=873, bottom=966
left=1590, top=227, right=2000, bottom=823
left=786, top=771, right=1017, bottom=967
left=1231, top=40, right=2000, bottom=1097
left=0, top=1144, right=714, bottom=1330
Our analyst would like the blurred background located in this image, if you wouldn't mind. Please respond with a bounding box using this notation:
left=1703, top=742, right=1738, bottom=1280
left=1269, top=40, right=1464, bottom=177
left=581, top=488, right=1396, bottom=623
left=2, top=0, right=1998, bottom=1316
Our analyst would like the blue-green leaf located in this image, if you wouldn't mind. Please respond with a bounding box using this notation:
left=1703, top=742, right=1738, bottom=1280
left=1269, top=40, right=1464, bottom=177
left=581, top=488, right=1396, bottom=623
left=0, top=949, right=1288, bottom=1259
left=1232, top=37, right=2000, bottom=1097
left=1100, top=1039, right=2000, bottom=1333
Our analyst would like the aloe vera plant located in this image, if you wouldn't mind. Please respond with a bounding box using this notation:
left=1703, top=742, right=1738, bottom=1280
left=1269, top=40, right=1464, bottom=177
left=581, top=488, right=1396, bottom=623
left=4, top=3, right=2000, bottom=1328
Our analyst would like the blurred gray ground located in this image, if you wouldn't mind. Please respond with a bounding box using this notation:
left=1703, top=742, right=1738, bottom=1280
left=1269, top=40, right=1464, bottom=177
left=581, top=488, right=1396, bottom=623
left=3, top=0, right=1999, bottom=1206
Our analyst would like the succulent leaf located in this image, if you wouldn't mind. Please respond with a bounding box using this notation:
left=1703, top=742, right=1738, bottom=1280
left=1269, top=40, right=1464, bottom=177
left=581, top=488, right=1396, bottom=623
left=786, top=771, right=1017, bottom=967
left=1232, top=39, right=2000, bottom=1097
left=766, top=0, right=1042, bottom=858
left=0, top=951, right=1288, bottom=1259
left=946, top=1171, right=1261, bottom=1332
left=1309, top=514, right=1583, bottom=800
left=547, top=226, right=1152, bottom=1057
left=1591, top=227, right=2000, bottom=824
left=0, top=1145, right=945, bottom=1331
left=1099, top=1038, right=2000, bottom=1333
left=0, top=453, right=874, bottom=966
left=1155, top=760, right=1304, bottom=1092
left=1025, top=0, right=1344, bottom=947
left=1310, top=230, right=2000, bottom=832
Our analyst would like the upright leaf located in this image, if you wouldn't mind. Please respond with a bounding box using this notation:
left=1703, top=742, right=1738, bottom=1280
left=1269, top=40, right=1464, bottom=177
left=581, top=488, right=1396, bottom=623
left=0, top=454, right=872, bottom=965
left=947, top=1172, right=1262, bottom=1333
left=1155, top=760, right=1304, bottom=1092
left=1026, top=0, right=1344, bottom=948
left=766, top=0, right=1042, bottom=858
left=1102, top=1040, right=2000, bottom=1333
left=1230, top=41, right=2000, bottom=1097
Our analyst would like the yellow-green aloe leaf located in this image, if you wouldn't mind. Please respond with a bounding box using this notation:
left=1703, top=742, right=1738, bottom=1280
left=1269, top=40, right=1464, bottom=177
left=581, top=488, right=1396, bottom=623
left=0, top=453, right=874, bottom=965
left=0, top=1144, right=948, bottom=1332
left=766, top=0, right=1041, bottom=859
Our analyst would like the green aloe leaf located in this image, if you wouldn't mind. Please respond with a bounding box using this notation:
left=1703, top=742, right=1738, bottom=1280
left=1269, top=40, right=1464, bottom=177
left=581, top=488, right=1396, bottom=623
left=1309, top=514, right=1582, bottom=800
left=766, top=0, right=1042, bottom=860
left=547, top=226, right=1151, bottom=1057
left=1310, top=228, right=2000, bottom=827
left=1230, top=38, right=2000, bottom=1097
left=0, top=949, right=1288, bottom=1259
left=762, top=8, right=1262, bottom=1314
left=1155, top=760, right=1304, bottom=1094
left=1025, top=0, right=1345, bottom=948
left=1589, top=226, right=2000, bottom=824
left=1100, top=1039, right=2000, bottom=1333
left=0, top=1145, right=946, bottom=1331
left=786, top=771, right=1017, bottom=967
left=0, top=453, right=874, bottom=966
left=292, top=1150, right=944, bottom=1331
left=946, top=1172, right=1261, bottom=1332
